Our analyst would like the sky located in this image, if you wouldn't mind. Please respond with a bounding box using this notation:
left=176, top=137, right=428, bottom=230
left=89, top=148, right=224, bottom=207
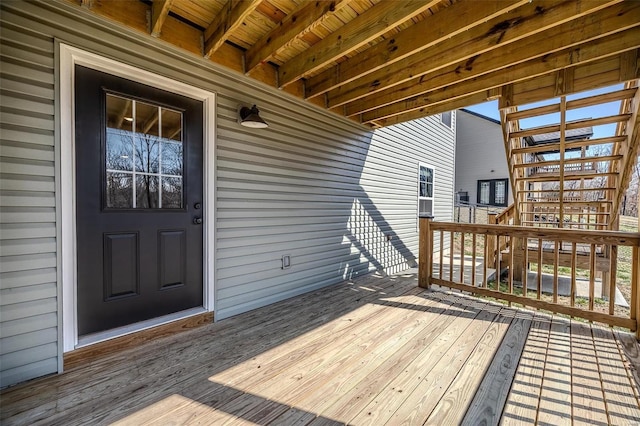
left=463, top=84, right=624, bottom=141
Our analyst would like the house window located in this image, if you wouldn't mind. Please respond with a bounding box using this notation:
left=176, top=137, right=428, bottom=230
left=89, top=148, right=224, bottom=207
left=440, top=111, right=452, bottom=128
left=477, top=179, right=509, bottom=207
left=418, top=164, right=435, bottom=217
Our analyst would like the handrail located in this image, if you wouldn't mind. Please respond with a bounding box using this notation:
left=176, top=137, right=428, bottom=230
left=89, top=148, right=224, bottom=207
left=494, top=203, right=515, bottom=225
left=419, top=218, right=640, bottom=338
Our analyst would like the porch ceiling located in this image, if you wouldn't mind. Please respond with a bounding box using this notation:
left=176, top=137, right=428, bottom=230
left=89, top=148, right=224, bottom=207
left=71, top=0, right=640, bottom=127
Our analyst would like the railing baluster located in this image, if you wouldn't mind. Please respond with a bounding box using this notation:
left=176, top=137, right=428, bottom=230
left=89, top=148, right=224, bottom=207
left=483, top=234, right=489, bottom=288
left=460, top=232, right=465, bottom=284
left=553, top=240, right=559, bottom=303
left=496, top=234, right=501, bottom=291
left=449, top=231, right=454, bottom=283
left=429, top=224, right=434, bottom=282
left=589, top=243, right=596, bottom=312
left=471, top=233, right=477, bottom=288
left=632, top=246, right=639, bottom=339
left=609, top=244, right=618, bottom=316
left=537, top=238, right=543, bottom=300
left=508, top=235, right=514, bottom=303
left=439, top=231, right=444, bottom=279
left=523, top=237, right=528, bottom=298
left=571, top=242, right=577, bottom=308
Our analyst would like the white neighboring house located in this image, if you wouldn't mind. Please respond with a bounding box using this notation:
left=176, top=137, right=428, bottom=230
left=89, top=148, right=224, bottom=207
left=455, top=109, right=513, bottom=208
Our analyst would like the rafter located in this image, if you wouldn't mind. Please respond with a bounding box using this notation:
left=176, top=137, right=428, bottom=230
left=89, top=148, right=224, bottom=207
left=245, top=0, right=351, bottom=74
left=375, top=51, right=640, bottom=127
left=277, top=0, right=439, bottom=88
left=331, top=0, right=628, bottom=111
left=150, top=0, right=173, bottom=37
left=359, top=26, right=640, bottom=123
left=304, top=0, right=529, bottom=99
left=204, top=0, right=262, bottom=59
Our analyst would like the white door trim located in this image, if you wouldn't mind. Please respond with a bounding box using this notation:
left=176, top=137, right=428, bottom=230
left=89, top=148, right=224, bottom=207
left=59, top=44, right=216, bottom=353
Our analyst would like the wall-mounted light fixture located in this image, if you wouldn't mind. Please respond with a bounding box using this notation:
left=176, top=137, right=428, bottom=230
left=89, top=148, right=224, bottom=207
left=238, top=104, right=268, bottom=128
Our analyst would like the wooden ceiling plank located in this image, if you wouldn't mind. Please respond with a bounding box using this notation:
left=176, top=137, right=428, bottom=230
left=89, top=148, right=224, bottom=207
left=332, top=0, right=629, bottom=111
left=151, top=0, right=174, bottom=37
left=358, top=26, right=640, bottom=123
left=277, top=0, right=439, bottom=88
left=245, top=0, right=352, bottom=74
left=377, top=53, right=637, bottom=127
left=204, top=0, right=262, bottom=59
left=304, top=0, right=529, bottom=99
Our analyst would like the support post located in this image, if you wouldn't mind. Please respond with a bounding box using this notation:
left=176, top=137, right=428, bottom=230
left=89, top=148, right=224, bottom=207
left=487, top=213, right=497, bottom=269
left=631, top=246, right=639, bottom=340
left=419, top=215, right=433, bottom=289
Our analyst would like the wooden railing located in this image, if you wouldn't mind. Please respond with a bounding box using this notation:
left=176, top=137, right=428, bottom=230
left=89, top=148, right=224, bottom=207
left=419, top=218, right=640, bottom=337
left=493, top=203, right=516, bottom=225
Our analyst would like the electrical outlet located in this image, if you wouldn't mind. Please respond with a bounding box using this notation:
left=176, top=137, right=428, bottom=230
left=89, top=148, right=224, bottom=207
left=281, top=255, right=291, bottom=269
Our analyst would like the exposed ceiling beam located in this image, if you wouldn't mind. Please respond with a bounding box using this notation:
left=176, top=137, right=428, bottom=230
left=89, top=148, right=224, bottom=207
left=245, top=0, right=351, bottom=74
left=304, top=0, right=530, bottom=99
left=362, top=29, right=640, bottom=123
left=204, top=0, right=262, bottom=59
left=375, top=51, right=640, bottom=127
left=277, top=0, right=439, bottom=88
left=330, top=0, right=625, bottom=111
left=150, top=0, right=173, bottom=37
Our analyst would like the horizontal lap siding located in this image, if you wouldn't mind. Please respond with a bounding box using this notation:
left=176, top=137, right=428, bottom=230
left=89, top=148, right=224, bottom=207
left=366, top=116, right=456, bottom=258
left=0, top=12, right=59, bottom=387
left=0, top=0, right=455, bottom=386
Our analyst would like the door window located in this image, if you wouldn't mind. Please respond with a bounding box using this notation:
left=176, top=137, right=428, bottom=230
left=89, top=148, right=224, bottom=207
left=105, top=94, right=183, bottom=209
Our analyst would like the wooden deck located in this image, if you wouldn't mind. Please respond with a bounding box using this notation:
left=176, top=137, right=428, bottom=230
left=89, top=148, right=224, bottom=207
left=2, top=270, right=640, bottom=425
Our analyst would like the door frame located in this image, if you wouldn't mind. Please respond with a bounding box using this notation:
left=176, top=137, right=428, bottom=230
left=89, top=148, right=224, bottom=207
left=59, top=44, right=216, bottom=352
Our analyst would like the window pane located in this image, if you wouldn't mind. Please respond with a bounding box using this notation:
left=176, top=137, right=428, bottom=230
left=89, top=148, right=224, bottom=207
left=161, top=141, right=183, bottom=176
left=162, top=177, right=183, bottom=208
left=495, top=181, right=506, bottom=204
left=136, top=175, right=159, bottom=208
left=135, top=135, right=160, bottom=173
left=105, top=95, right=133, bottom=171
left=135, top=102, right=160, bottom=173
left=479, top=181, right=490, bottom=204
left=441, top=111, right=452, bottom=128
left=106, top=129, right=133, bottom=171
left=106, top=172, right=133, bottom=208
left=420, top=166, right=433, bottom=183
left=425, top=182, right=433, bottom=198
left=420, top=182, right=427, bottom=197
left=161, top=108, right=182, bottom=142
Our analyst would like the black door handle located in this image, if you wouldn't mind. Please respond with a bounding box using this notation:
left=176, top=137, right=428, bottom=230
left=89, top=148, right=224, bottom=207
left=193, top=217, right=203, bottom=225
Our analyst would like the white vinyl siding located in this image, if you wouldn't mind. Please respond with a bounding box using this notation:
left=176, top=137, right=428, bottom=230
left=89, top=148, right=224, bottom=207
left=0, top=1, right=456, bottom=387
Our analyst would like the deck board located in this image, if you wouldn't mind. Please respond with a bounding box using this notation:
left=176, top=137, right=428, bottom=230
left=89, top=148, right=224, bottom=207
left=591, top=325, right=640, bottom=424
left=570, top=320, right=609, bottom=426
left=461, top=310, right=533, bottom=425
left=500, top=314, right=551, bottom=425
left=1, top=269, right=639, bottom=426
left=537, top=316, right=573, bottom=424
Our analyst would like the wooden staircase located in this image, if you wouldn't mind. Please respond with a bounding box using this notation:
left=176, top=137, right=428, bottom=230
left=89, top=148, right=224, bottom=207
left=499, top=81, right=640, bottom=231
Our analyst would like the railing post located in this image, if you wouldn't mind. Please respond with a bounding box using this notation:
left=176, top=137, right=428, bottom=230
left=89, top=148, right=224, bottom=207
left=487, top=213, right=497, bottom=269
left=633, top=246, right=640, bottom=340
left=419, top=215, right=433, bottom=289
